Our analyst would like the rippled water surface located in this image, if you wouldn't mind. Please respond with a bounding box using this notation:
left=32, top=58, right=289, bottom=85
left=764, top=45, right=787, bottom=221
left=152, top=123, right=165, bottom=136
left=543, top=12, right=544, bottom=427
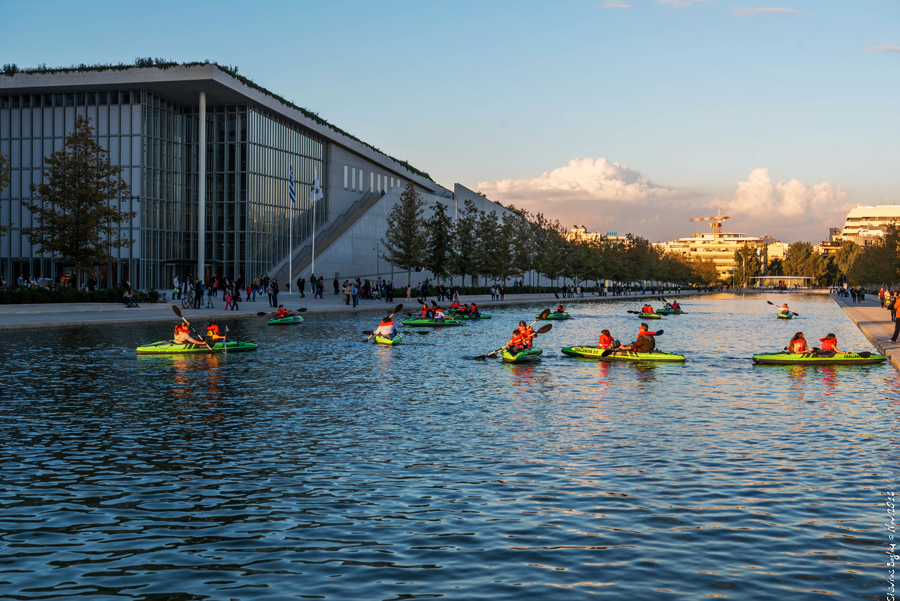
left=2, top=293, right=898, bottom=600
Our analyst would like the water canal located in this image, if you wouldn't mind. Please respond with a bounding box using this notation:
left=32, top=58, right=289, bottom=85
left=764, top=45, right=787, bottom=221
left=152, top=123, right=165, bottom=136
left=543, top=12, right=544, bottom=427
left=1, top=293, right=897, bottom=600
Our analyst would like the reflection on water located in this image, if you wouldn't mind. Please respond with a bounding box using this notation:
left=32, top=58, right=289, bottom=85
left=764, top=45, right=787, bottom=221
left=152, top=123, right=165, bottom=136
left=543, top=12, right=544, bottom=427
left=0, top=293, right=897, bottom=600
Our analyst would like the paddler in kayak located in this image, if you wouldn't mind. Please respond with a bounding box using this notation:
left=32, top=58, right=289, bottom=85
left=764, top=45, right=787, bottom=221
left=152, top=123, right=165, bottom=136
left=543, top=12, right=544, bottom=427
left=598, top=329, right=616, bottom=349
left=555, top=304, right=565, bottom=315
left=273, top=305, right=290, bottom=319
left=619, top=323, right=657, bottom=353
left=671, top=301, right=681, bottom=311
left=374, top=316, right=398, bottom=340
left=787, top=332, right=807, bottom=353
left=433, top=306, right=446, bottom=322
left=471, top=303, right=481, bottom=317
left=450, top=300, right=462, bottom=311
left=641, top=303, right=654, bottom=314
left=779, top=303, right=791, bottom=315
left=507, top=321, right=536, bottom=354
left=420, top=304, right=433, bottom=319
left=818, top=333, right=844, bottom=356
left=205, top=320, right=225, bottom=342
left=174, top=322, right=205, bottom=347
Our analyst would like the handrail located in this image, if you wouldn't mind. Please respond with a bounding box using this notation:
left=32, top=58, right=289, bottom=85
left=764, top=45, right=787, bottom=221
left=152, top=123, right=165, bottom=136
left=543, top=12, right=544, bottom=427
left=269, top=187, right=384, bottom=279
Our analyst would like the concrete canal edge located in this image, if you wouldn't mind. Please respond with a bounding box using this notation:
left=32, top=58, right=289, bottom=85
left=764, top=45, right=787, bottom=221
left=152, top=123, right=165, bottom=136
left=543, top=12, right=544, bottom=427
left=831, top=293, right=900, bottom=372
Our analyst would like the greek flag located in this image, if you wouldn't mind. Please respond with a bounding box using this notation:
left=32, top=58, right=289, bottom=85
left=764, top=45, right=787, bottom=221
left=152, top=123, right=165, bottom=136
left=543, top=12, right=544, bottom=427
left=310, top=170, right=324, bottom=205
left=289, top=164, right=295, bottom=204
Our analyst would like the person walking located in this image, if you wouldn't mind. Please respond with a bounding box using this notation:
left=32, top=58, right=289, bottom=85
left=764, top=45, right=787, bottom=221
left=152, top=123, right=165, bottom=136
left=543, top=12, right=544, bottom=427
left=193, top=279, right=204, bottom=309
left=406, top=284, right=411, bottom=301
left=351, top=282, right=359, bottom=308
left=298, top=276, right=305, bottom=298
left=333, top=277, right=340, bottom=295
left=271, top=279, right=279, bottom=308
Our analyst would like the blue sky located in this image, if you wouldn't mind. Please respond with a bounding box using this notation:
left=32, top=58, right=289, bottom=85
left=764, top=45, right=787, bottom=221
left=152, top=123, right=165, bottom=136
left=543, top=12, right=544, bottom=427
left=2, top=0, right=898, bottom=241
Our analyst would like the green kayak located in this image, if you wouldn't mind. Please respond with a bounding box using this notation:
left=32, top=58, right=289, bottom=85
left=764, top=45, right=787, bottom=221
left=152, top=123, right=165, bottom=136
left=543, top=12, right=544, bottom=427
left=561, top=346, right=686, bottom=362
left=752, top=351, right=886, bottom=365
left=638, top=313, right=662, bottom=320
left=268, top=316, right=303, bottom=325
left=776, top=312, right=793, bottom=320
left=656, top=309, right=684, bottom=315
left=402, top=318, right=465, bottom=327
left=136, top=340, right=259, bottom=355
left=541, top=313, right=571, bottom=320
left=447, top=313, right=492, bottom=320
left=374, top=333, right=403, bottom=346
left=501, top=347, right=543, bottom=363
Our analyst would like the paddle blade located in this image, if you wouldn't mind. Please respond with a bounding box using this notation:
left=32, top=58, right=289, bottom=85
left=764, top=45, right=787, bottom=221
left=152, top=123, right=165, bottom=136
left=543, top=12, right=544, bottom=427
left=256, top=312, right=267, bottom=317
left=296, top=308, right=307, bottom=312
left=394, top=304, right=404, bottom=313
left=627, top=310, right=640, bottom=314
left=417, top=298, right=426, bottom=305
left=473, top=354, right=489, bottom=361
left=431, top=300, right=438, bottom=307
left=172, top=304, right=182, bottom=318
left=766, top=300, right=775, bottom=305
left=655, top=329, right=665, bottom=335
left=536, top=324, right=553, bottom=334
left=600, top=349, right=614, bottom=358
left=792, top=312, right=800, bottom=316
left=554, top=293, right=560, bottom=300
left=538, top=309, right=551, bottom=320
left=362, top=330, right=374, bottom=335
left=859, top=351, right=871, bottom=358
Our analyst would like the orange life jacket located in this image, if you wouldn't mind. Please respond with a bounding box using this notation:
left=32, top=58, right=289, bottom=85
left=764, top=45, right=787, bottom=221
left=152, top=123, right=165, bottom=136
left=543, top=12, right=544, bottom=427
left=820, top=338, right=837, bottom=351
left=556, top=305, right=564, bottom=313
left=275, top=309, right=289, bottom=318
left=790, top=339, right=807, bottom=353
left=379, top=319, right=394, bottom=327
left=637, top=330, right=656, bottom=338
left=598, top=334, right=614, bottom=348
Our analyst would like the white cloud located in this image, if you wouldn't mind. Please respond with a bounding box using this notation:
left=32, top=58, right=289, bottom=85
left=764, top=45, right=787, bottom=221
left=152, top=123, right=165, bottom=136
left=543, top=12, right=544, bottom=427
left=477, top=157, right=679, bottom=204
left=868, top=45, right=900, bottom=53
left=602, top=1, right=631, bottom=7
left=733, top=7, right=801, bottom=16
left=716, top=168, right=848, bottom=218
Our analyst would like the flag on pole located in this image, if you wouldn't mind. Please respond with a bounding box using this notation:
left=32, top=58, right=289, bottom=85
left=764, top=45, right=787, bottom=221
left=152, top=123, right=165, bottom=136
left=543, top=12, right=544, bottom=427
left=309, top=171, right=324, bottom=205
left=289, top=164, right=296, bottom=204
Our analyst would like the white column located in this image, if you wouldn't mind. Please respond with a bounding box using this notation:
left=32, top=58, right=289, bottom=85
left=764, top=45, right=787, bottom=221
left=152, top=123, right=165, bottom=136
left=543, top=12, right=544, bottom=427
left=198, top=92, right=206, bottom=283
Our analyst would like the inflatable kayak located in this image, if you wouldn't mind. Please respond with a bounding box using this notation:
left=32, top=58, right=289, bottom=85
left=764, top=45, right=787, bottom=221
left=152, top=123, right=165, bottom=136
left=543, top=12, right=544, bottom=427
left=776, top=313, right=793, bottom=320
left=541, top=313, right=571, bottom=320
left=447, top=313, right=492, bottom=320
left=561, top=346, right=685, bottom=362
left=268, top=316, right=303, bottom=325
left=656, top=309, right=684, bottom=315
left=752, top=351, right=886, bottom=365
left=402, top=318, right=465, bottom=327
left=374, top=333, right=403, bottom=346
left=501, top=347, right=543, bottom=363
left=638, top=313, right=662, bottom=320
left=136, top=340, right=259, bottom=355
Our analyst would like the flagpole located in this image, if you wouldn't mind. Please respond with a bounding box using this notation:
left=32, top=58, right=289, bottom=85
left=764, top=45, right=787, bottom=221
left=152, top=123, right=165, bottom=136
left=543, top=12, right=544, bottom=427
left=288, top=164, right=296, bottom=295
left=309, top=171, right=323, bottom=284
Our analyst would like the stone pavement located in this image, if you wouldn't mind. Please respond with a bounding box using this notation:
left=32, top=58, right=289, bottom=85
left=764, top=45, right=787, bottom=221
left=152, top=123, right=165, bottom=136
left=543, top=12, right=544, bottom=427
left=0, top=289, right=710, bottom=331
left=831, top=292, right=900, bottom=371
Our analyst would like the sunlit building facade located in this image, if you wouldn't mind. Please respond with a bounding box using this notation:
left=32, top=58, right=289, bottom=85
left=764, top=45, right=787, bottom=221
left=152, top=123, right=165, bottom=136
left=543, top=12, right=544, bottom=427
left=659, top=232, right=767, bottom=281
left=0, top=63, right=446, bottom=289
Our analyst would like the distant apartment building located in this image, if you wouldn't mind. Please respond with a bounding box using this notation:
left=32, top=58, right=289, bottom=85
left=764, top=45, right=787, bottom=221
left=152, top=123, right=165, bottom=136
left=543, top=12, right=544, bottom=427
left=566, top=226, right=629, bottom=244
left=659, top=232, right=767, bottom=281
left=838, top=205, right=900, bottom=246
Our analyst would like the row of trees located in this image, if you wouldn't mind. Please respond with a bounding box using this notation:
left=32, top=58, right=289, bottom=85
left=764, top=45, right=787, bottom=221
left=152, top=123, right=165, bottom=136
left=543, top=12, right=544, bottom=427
left=382, top=183, right=722, bottom=288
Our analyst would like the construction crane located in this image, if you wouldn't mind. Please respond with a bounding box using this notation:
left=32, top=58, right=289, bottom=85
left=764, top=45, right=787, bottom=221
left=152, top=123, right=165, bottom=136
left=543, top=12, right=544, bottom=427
left=689, top=207, right=730, bottom=234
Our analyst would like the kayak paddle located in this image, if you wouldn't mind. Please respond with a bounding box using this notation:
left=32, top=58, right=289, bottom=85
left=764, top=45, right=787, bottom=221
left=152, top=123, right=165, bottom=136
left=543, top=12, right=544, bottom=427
left=474, top=312, right=552, bottom=360
left=767, top=300, right=799, bottom=316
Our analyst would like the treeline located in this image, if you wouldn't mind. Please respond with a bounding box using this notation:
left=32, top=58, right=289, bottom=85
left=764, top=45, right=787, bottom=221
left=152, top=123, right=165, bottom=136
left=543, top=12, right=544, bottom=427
left=842, top=228, right=899, bottom=286
left=381, top=183, right=721, bottom=288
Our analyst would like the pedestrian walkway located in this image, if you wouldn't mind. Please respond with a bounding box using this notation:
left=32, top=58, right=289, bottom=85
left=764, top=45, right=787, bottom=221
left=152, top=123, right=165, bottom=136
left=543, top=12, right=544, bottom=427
left=0, top=289, right=710, bottom=331
left=831, top=293, right=900, bottom=371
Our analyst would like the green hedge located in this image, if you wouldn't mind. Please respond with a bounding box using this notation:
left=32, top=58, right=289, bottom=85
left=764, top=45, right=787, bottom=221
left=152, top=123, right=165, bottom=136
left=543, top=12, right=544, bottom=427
left=425, top=284, right=697, bottom=297
left=0, top=287, right=162, bottom=304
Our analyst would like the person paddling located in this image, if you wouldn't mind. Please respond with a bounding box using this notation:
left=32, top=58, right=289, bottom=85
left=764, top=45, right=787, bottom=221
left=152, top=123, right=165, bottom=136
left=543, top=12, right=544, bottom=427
left=274, top=305, right=290, bottom=319
left=642, top=303, right=654, bottom=314
left=205, top=320, right=225, bottom=342
left=471, top=303, right=480, bottom=317
left=433, top=306, right=446, bottom=322
left=818, top=333, right=844, bottom=355
left=598, top=329, right=615, bottom=349
left=671, top=301, right=680, bottom=311
left=619, top=323, right=657, bottom=353
left=555, top=304, right=565, bottom=315
left=174, top=322, right=205, bottom=347
left=780, top=303, right=791, bottom=315
left=788, top=332, right=807, bottom=353
left=374, top=316, right=398, bottom=340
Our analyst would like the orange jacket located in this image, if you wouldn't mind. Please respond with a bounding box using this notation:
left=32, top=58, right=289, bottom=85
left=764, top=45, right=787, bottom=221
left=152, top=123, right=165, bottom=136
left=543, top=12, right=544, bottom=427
left=819, top=338, right=837, bottom=351
left=598, top=334, right=614, bottom=348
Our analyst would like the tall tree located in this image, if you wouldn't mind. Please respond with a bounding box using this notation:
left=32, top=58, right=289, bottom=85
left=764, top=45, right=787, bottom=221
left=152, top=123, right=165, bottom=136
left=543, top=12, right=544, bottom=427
left=381, top=182, right=427, bottom=286
left=424, top=201, right=455, bottom=283
left=452, top=199, right=480, bottom=286
left=732, top=244, right=762, bottom=287
left=473, top=209, right=502, bottom=285
left=23, top=116, right=134, bottom=288
left=834, top=240, right=861, bottom=281
left=0, top=152, right=9, bottom=242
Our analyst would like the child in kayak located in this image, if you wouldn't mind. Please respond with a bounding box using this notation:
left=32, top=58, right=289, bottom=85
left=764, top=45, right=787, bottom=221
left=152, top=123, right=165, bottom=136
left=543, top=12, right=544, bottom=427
left=641, top=304, right=654, bottom=314
left=619, top=323, right=657, bottom=353
left=433, top=307, right=446, bottom=322
left=671, top=301, right=680, bottom=311
left=818, top=334, right=844, bottom=355
left=471, top=303, right=481, bottom=317
left=374, top=316, right=397, bottom=340
left=274, top=305, right=290, bottom=319
left=205, top=320, right=225, bottom=342
left=555, top=304, right=565, bottom=315
left=598, top=329, right=615, bottom=349
left=788, top=332, right=807, bottom=353
left=780, top=303, right=791, bottom=315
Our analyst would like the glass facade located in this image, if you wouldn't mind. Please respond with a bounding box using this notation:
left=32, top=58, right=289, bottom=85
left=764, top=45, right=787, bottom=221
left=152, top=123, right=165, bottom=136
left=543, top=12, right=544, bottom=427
left=0, top=90, right=327, bottom=290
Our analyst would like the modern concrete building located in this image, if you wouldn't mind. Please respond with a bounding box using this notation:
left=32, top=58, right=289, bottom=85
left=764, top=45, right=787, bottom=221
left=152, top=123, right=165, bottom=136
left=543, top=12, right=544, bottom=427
left=837, top=205, right=900, bottom=247
left=0, top=62, right=515, bottom=290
